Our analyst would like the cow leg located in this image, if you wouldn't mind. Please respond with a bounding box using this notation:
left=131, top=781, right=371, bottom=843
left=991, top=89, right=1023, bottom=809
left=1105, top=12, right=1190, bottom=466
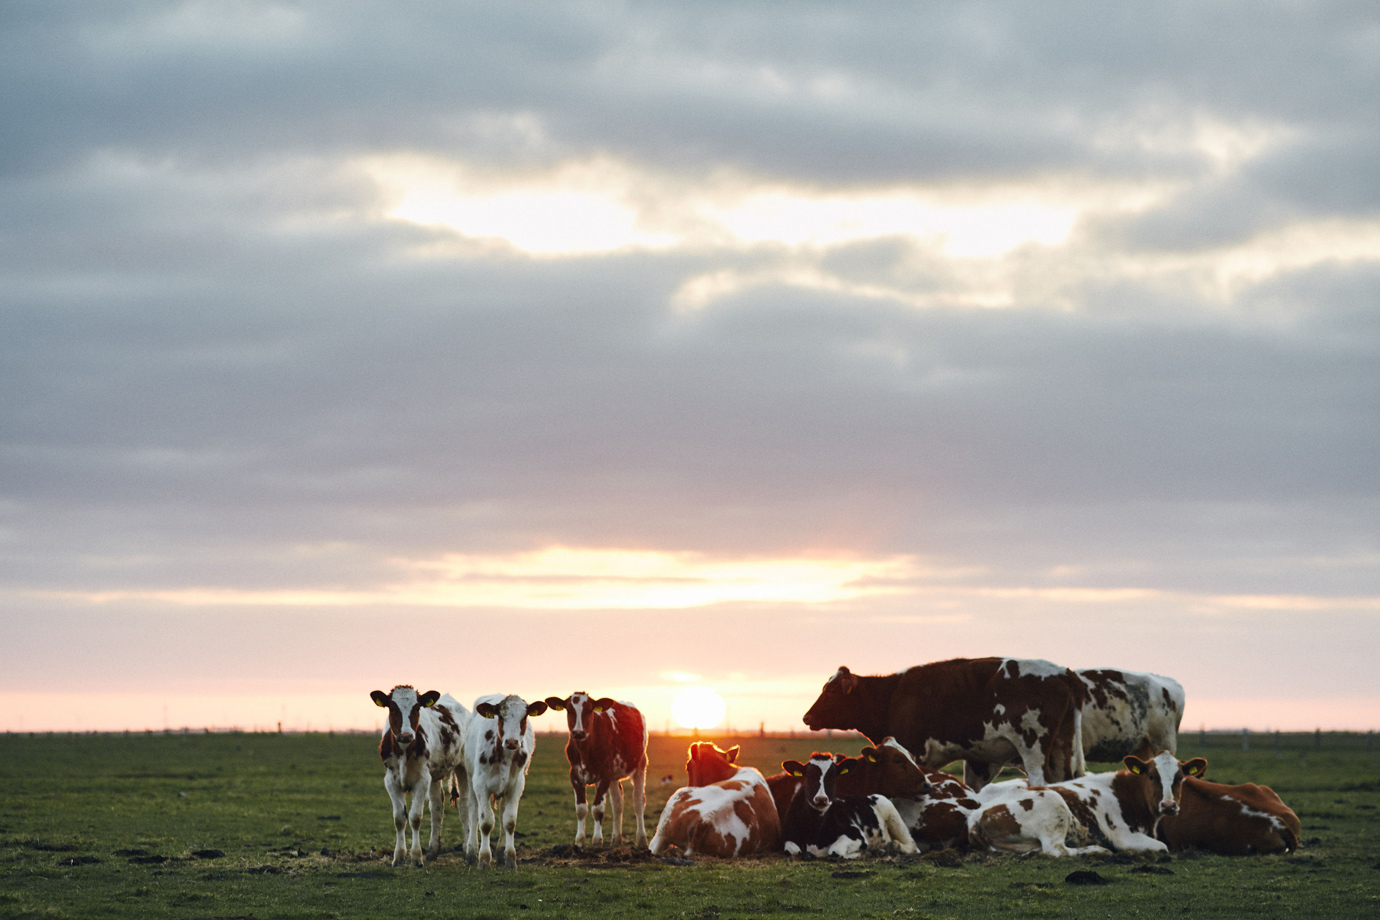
left=963, top=759, right=1003, bottom=791
left=426, top=777, right=445, bottom=861
left=407, top=767, right=431, bottom=866
left=609, top=778, right=625, bottom=846
left=476, top=790, right=497, bottom=867
left=384, top=770, right=409, bottom=867
left=450, top=767, right=470, bottom=847
left=571, top=772, right=589, bottom=846
left=500, top=787, right=524, bottom=869
left=631, top=764, right=648, bottom=848
left=590, top=779, right=609, bottom=845
left=463, top=784, right=481, bottom=865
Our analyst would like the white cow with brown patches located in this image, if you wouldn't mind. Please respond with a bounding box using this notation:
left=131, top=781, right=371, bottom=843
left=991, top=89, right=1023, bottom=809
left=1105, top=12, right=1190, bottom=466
left=969, top=751, right=1208, bottom=856
left=460, top=693, right=548, bottom=868
left=1077, top=669, right=1185, bottom=764
left=369, top=685, right=471, bottom=866
left=649, top=743, right=781, bottom=857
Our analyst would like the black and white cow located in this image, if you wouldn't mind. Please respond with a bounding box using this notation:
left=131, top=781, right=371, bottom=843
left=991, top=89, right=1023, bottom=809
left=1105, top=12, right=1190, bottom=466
left=460, top=693, right=548, bottom=868
left=780, top=753, right=918, bottom=858
left=1077, top=669, right=1185, bottom=764
left=369, top=685, right=470, bottom=866
left=544, top=692, right=649, bottom=847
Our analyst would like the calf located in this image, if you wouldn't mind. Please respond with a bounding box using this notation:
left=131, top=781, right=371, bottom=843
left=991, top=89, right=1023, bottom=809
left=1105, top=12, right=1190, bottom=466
left=969, top=751, right=1208, bottom=856
left=649, top=743, right=781, bottom=857
left=369, top=685, right=470, bottom=866
left=838, top=738, right=981, bottom=851
left=780, top=753, right=919, bottom=858
left=1078, top=669, right=1185, bottom=764
left=460, top=694, right=548, bottom=868
left=1157, top=776, right=1300, bottom=854
left=544, top=692, right=649, bottom=847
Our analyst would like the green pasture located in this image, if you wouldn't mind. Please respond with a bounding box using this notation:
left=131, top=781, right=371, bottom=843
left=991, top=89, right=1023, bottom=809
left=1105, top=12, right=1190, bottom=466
left=1, top=729, right=1377, bottom=919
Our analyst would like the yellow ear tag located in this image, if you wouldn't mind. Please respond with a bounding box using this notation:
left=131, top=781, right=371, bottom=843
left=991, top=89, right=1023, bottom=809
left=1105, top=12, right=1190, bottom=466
left=839, top=767, right=850, bottom=775
left=866, top=755, right=876, bottom=763
left=373, top=698, right=388, bottom=708
left=790, top=770, right=802, bottom=777
left=1129, top=763, right=1142, bottom=774
left=594, top=707, right=605, bottom=713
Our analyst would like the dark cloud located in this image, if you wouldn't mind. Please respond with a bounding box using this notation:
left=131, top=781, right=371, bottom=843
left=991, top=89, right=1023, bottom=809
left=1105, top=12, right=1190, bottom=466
left=1, top=1, right=1377, bottom=685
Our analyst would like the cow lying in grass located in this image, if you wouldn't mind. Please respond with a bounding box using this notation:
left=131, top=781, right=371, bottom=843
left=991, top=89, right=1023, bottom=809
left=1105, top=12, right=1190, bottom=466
left=649, top=743, right=780, bottom=857
left=838, top=738, right=981, bottom=851
left=1157, top=775, right=1300, bottom=854
left=968, top=752, right=1208, bottom=856
left=779, top=752, right=919, bottom=858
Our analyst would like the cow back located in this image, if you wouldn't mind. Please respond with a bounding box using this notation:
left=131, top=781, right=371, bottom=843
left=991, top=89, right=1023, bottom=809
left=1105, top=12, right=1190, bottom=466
left=1158, top=776, right=1300, bottom=854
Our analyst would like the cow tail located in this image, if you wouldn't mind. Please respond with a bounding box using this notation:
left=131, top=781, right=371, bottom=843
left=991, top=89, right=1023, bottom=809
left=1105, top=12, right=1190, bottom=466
left=1071, top=705, right=1086, bottom=777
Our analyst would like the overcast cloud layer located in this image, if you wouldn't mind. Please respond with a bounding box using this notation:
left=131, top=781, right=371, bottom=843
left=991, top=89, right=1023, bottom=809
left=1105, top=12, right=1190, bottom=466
left=3, top=1, right=1379, bottom=729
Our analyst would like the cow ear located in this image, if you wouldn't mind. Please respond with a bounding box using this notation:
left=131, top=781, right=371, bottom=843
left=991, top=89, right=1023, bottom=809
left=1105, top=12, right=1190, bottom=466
left=1181, top=757, right=1208, bottom=777
left=527, top=700, right=548, bottom=717
left=1123, top=755, right=1146, bottom=774
left=419, top=690, right=441, bottom=708
left=476, top=702, right=498, bottom=719
left=833, top=752, right=847, bottom=763
left=370, top=690, right=390, bottom=708
left=783, top=760, right=805, bottom=777
left=544, top=697, right=567, bottom=712
left=727, top=745, right=740, bottom=763
left=593, top=697, right=617, bottom=713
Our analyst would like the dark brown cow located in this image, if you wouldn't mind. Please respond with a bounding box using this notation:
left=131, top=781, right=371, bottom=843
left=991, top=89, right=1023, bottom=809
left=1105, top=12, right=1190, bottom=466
left=1157, top=776, right=1300, bottom=854
left=544, top=692, right=649, bottom=848
left=803, top=658, right=1087, bottom=789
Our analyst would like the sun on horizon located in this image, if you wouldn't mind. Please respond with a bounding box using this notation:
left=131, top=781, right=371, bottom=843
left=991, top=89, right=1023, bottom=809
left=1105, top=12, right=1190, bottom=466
left=671, top=687, right=727, bottom=731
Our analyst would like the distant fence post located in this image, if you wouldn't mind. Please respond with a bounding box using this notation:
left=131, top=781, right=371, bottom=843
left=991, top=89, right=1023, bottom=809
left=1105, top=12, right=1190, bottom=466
left=1199, top=726, right=1206, bottom=747
left=1369, top=730, right=1374, bottom=752
left=1274, top=730, right=1280, bottom=753
left=1241, top=728, right=1249, bottom=752
left=1315, top=728, right=1321, bottom=750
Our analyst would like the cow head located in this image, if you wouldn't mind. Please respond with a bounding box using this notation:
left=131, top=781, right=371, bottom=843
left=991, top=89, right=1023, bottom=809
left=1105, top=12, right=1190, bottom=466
left=1123, top=751, right=1208, bottom=818
left=686, top=742, right=740, bottom=787
left=782, top=753, right=846, bottom=812
left=834, top=743, right=931, bottom=799
left=475, top=694, right=549, bottom=751
left=370, top=685, right=440, bottom=747
left=543, top=691, right=617, bottom=742
left=802, top=666, right=862, bottom=731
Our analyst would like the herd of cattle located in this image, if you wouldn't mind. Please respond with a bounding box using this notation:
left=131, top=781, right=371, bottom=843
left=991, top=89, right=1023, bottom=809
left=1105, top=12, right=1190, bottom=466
left=370, top=657, right=1300, bottom=869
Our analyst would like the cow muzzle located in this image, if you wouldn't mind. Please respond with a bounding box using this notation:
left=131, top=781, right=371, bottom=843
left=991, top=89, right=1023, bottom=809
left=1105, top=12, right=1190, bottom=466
left=571, top=729, right=587, bottom=742
left=1159, top=801, right=1179, bottom=816
left=811, top=794, right=830, bottom=811
left=504, top=737, right=520, bottom=750
left=398, top=731, right=414, bottom=745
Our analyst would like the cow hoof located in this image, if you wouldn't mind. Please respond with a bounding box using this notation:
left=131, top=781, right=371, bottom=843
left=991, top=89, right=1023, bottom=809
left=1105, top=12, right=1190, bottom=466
left=504, top=852, right=517, bottom=870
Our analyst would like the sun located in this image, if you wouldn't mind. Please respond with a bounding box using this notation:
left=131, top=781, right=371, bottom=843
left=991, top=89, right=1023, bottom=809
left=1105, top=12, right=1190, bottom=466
left=671, top=687, right=726, bottom=730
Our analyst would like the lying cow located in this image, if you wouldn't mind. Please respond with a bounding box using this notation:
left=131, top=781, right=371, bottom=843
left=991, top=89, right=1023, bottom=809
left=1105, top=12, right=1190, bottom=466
left=843, top=737, right=983, bottom=851
left=803, top=658, right=1087, bottom=789
left=460, top=694, right=548, bottom=868
left=1078, top=669, right=1186, bottom=764
left=969, top=751, right=1208, bottom=856
left=779, top=752, right=919, bottom=858
left=544, top=692, right=649, bottom=847
left=649, top=742, right=780, bottom=857
left=369, top=685, right=470, bottom=866
left=1157, top=775, right=1300, bottom=854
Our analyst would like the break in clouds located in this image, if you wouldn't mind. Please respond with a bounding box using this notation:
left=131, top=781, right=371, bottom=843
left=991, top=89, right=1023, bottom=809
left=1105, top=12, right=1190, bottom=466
left=2, top=1, right=1379, bottom=716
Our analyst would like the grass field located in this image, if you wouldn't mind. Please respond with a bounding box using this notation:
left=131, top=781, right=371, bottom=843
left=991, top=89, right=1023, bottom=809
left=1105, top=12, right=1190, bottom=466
left=2, top=728, right=1378, bottom=919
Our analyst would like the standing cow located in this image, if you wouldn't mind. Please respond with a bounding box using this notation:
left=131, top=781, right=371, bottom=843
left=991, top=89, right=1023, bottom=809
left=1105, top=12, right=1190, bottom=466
left=369, top=685, right=470, bottom=866
left=460, top=693, right=548, bottom=868
left=803, top=658, right=1087, bottom=789
left=544, top=692, right=649, bottom=848
left=1078, top=669, right=1185, bottom=764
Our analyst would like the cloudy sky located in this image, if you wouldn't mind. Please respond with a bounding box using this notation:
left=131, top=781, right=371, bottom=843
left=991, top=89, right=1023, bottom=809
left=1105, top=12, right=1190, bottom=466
left=4, top=1, right=1379, bottom=734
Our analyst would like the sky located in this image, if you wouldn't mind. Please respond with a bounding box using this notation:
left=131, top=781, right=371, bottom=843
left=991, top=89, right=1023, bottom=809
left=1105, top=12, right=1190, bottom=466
left=3, top=1, right=1379, bottom=735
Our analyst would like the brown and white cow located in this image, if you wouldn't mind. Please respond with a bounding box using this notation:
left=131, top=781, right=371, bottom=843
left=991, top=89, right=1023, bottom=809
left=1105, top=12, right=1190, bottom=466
left=969, top=751, right=1208, bottom=856
left=460, top=693, right=548, bottom=868
left=803, top=658, right=1087, bottom=789
left=369, top=685, right=470, bottom=866
left=1157, top=775, right=1300, bottom=854
left=648, top=742, right=781, bottom=857
left=1078, top=669, right=1185, bottom=765
left=543, top=692, right=649, bottom=848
